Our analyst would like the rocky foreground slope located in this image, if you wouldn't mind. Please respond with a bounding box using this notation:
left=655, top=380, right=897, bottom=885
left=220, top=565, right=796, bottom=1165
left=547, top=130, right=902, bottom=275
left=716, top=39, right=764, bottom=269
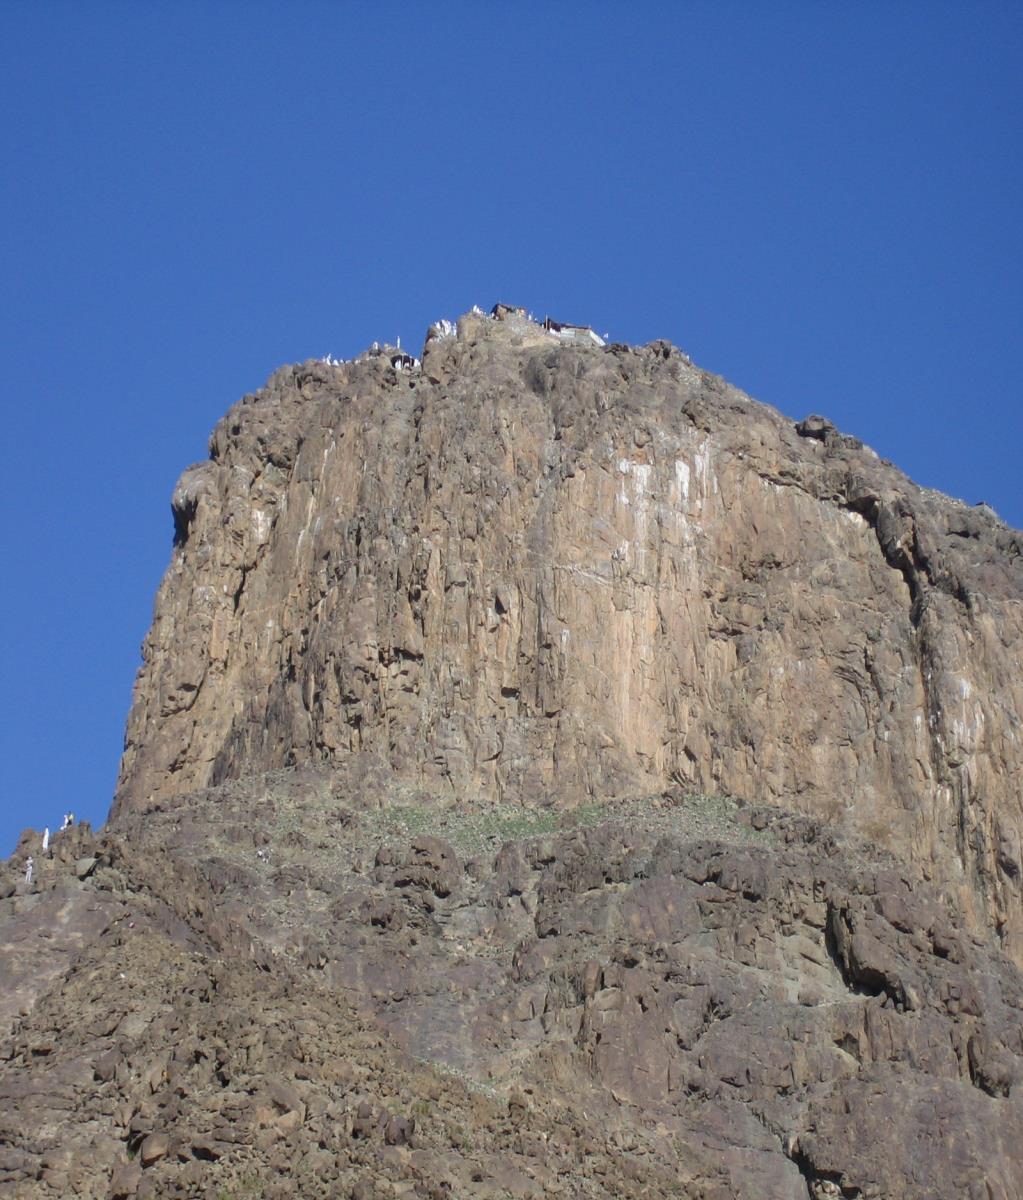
left=2, top=307, right=1022, bottom=1198
left=3, top=776, right=1022, bottom=1198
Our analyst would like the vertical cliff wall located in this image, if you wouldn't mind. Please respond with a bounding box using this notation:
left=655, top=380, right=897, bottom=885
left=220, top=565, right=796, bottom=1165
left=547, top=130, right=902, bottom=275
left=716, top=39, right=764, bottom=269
left=114, top=309, right=1023, bottom=955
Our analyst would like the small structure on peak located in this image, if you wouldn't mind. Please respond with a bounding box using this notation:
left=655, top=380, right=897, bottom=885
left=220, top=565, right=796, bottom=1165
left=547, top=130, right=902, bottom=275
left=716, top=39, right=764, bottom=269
left=543, top=316, right=605, bottom=348
left=391, top=351, right=420, bottom=372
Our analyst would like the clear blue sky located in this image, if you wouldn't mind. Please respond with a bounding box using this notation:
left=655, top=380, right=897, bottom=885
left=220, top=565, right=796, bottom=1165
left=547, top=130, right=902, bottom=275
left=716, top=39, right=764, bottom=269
left=2, top=2, right=1020, bottom=853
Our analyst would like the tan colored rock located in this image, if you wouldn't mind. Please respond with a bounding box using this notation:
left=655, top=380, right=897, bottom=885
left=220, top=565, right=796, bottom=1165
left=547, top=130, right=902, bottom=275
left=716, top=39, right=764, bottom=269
left=93, top=1049, right=121, bottom=1082
left=108, top=1161, right=141, bottom=1198
left=112, top=311, right=1023, bottom=957
left=138, top=1132, right=168, bottom=1166
left=75, top=857, right=97, bottom=880
left=274, top=1108, right=302, bottom=1135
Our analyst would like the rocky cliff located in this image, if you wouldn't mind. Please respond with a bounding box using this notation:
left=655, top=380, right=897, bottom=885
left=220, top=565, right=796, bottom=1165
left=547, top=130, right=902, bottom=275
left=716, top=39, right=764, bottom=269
left=117, top=306, right=1023, bottom=959
left=3, top=306, right=1022, bottom=1200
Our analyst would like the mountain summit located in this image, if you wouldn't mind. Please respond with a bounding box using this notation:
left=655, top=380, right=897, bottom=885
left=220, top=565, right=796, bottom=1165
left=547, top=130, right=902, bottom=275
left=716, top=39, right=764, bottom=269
left=119, top=304, right=1023, bottom=958
left=3, top=306, right=1022, bottom=1198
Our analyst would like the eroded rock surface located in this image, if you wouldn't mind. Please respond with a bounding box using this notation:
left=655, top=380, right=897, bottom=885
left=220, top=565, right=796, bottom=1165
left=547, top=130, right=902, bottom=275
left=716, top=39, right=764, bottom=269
left=114, top=309, right=1023, bottom=956
left=4, top=308, right=1021, bottom=1198
left=2, top=778, right=1021, bottom=1197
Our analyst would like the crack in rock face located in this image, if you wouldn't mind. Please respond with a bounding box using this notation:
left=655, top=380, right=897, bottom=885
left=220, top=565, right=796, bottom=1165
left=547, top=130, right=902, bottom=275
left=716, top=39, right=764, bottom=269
left=4, top=308, right=1021, bottom=1199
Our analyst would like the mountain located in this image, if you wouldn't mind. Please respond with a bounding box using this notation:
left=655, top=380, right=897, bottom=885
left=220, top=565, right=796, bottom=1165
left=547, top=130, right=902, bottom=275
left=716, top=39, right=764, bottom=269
left=3, top=306, right=1022, bottom=1199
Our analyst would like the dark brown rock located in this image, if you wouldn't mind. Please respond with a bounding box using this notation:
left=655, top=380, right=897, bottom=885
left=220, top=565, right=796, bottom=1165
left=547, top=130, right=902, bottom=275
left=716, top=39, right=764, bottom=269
left=384, top=1114, right=414, bottom=1146
left=138, top=1132, right=169, bottom=1166
left=375, top=837, right=461, bottom=899
left=108, top=1161, right=142, bottom=1198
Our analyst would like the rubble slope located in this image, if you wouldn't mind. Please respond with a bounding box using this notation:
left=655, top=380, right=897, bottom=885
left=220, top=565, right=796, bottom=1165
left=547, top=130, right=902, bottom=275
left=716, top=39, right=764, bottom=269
left=3, top=775, right=1022, bottom=1198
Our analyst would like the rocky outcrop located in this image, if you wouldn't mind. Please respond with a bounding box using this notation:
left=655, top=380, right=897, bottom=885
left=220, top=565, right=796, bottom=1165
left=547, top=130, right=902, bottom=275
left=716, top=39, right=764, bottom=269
left=114, top=307, right=1023, bottom=958
left=5, top=307, right=1023, bottom=1197
left=2, top=778, right=1021, bottom=1198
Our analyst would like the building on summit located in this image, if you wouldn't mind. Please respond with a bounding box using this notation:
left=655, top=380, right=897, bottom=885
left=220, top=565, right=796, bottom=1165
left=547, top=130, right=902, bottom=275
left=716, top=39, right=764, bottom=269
left=543, top=316, right=606, bottom=348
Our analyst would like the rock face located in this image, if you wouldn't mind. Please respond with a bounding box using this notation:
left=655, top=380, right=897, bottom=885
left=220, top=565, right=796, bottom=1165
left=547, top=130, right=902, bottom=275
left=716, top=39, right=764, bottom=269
left=115, top=307, right=1023, bottom=958
left=3, top=306, right=1021, bottom=1199
left=2, top=779, right=1022, bottom=1198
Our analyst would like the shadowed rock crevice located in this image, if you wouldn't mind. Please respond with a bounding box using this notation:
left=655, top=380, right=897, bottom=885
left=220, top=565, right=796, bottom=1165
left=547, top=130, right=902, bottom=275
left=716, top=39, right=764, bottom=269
left=786, top=1140, right=862, bottom=1200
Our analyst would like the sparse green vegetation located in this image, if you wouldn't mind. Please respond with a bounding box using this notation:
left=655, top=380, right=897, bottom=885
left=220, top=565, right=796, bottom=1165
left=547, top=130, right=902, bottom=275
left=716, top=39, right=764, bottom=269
left=366, top=798, right=609, bottom=857
left=409, top=1050, right=502, bottom=1098
left=177, top=770, right=797, bottom=897
left=215, top=1171, right=264, bottom=1200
